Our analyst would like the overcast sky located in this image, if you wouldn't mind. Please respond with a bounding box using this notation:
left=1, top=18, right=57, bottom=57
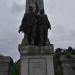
left=0, top=0, right=75, bottom=61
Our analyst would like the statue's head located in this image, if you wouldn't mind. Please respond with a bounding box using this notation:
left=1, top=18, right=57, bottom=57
left=40, top=9, right=44, bottom=15
left=35, top=2, right=39, bottom=14
left=29, top=6, right=33, bottom=12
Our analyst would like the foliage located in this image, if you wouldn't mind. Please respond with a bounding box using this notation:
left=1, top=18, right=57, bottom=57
left=55, top=48, right=62, bottom=54
left=54, top=46, right=75, bottom=75
left=55, top=46, right=75, bottom=55
left=12, top=59, right=20, bottom=75
left=62, top=46, right=75, bottom=57
left=66, top=52, right=72, bottom=58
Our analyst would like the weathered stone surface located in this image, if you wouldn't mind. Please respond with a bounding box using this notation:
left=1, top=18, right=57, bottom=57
left=19, top=45, right=54, bottom=75
left=0, top=56, right=13, bottom=75
left=29, top=59, right=46, bottom=75
left=60, top=55, right=75, bottom=75
left=20, top=55, right=54, bottom=75
left=21, top=35, right=29, bottom=45
left=19, top=45, right=54, bottom=55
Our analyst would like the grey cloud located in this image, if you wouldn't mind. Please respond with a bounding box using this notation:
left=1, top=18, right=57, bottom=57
left=11, top=2, right=25, bottom=14
left=49, top=24, right=75, bottom=48
left=44, top=0, right=75, bottom=48
left=0, top=0, right=22, bottom=61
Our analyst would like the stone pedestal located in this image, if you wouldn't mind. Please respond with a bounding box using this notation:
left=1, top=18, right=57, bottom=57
left=19, top=45, right=54, bottom=75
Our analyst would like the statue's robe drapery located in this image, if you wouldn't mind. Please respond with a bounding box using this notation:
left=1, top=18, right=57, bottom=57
left=19, top=12, right=37, bottom=45
left=37, top=14, right=51, bottom=45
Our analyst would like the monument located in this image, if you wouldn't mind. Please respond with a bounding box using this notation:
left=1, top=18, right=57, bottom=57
left=18, top=0, right=54, bottom=75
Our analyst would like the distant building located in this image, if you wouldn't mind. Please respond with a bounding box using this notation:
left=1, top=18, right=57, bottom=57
left=0, top=55, right=13, bottom=75
left=60, top=55, right=75, bottom=75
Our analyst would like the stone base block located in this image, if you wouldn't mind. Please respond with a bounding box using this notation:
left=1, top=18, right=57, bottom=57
left=19, top=45, right=54, bottom=55
left=19, top=45, right=54, bottom=75
left=21, top=55, right=54, bottom=75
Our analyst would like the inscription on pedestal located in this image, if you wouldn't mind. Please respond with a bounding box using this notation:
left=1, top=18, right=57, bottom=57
left=28, top=59, right=47, bottom=75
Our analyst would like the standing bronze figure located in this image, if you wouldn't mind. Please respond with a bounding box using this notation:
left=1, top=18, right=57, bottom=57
left=19, top=6, right=37, bottom=45
left=19, top=1, right=51, bottom=46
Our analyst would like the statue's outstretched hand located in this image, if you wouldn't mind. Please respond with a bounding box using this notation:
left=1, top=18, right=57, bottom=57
left=50, top=27, right=51, bottom=30
left=18, top=30, right=21, bottom=33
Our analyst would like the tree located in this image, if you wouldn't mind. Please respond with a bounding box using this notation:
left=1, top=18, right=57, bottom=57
left=12, top=60, right=20, bottom=75
left=55, top=48, right=62, bottom=55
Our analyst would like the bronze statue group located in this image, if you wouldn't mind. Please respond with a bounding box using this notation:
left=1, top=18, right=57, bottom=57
left=19, top=3, right=51, bottom=46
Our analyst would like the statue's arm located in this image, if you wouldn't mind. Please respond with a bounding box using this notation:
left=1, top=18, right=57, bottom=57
left=21, top=14, right=27, bottom=25
left=19, top=13, right=27, bottom=33
left=45, top=15, right=51, bottom=30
